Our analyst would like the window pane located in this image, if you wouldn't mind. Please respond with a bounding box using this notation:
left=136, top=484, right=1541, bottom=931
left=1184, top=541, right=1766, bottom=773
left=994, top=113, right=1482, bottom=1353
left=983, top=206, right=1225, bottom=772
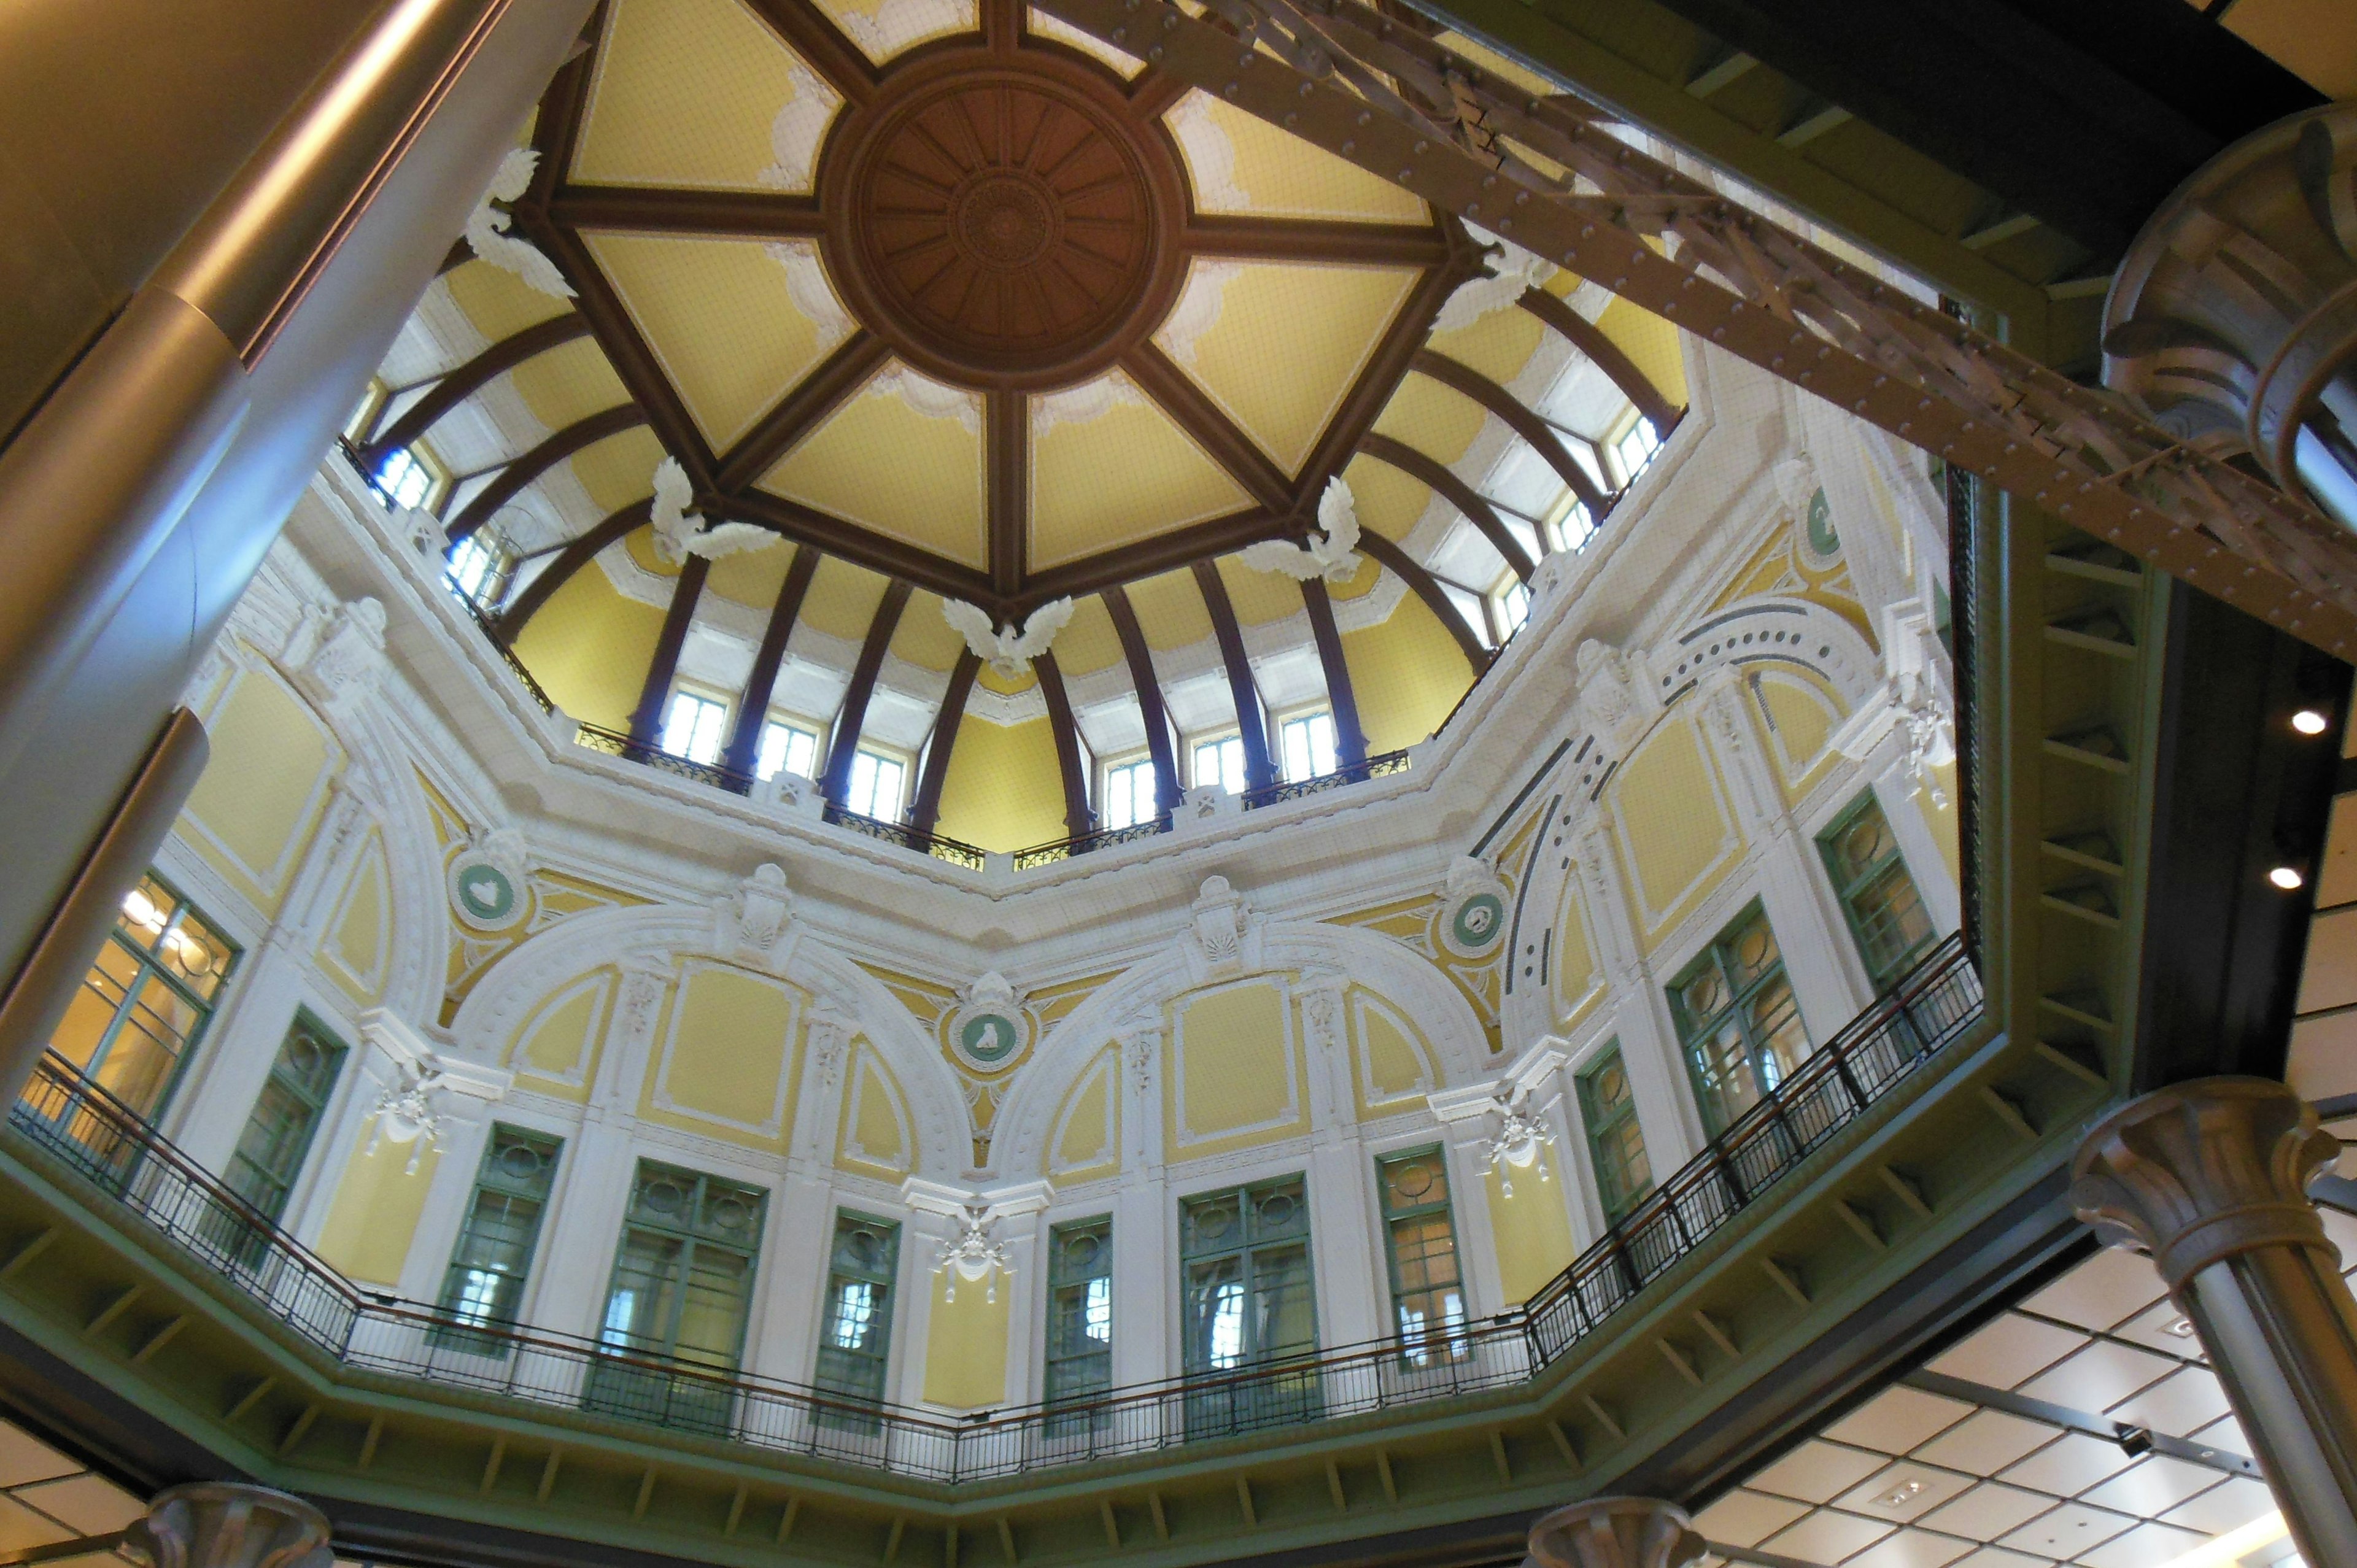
left=1045, top=1216, right=1113, bottom=1412
left=848, top=752, right=879, bottom=814
left=661, top=693, right=727, bottom=762
left=1221, top=736, right=1245, bottom=792
left=1819, top=794, right=1935, bottom=988
left=756, top=724, right=789, bottom=781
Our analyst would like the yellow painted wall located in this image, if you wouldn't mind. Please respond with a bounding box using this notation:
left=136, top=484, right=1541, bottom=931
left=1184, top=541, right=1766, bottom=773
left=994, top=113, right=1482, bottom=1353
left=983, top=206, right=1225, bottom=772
left=837, top=1046, right=912, bottom=1176
left=1126, top=567, right=1215, bottom=651
left=1425, top=302, right=1547, bottom=390
left=1170, top=981, right=1304, bottom=1154
left=921, top=1270, right=1012, bottom=1410
left=1751, top=670, right=1843, bottom=800
left=1049, top=1046, right=1120, bottom=1180
left=508, top=971, right=611, bottom=1099
left=795, top=555, right=889, bottom=643
left=1918, top=763, right=1960, bottom=883
left=315, top=1118, right=444, bottom=1287
left=179, top=667, right=338, bottom=913
left=1552, top=873, right=1600, bottom=1025
left=318, top=831, right=392, bottom=1005
left=1484, top=1149, right=1576, bottom=1304
left=511, top=565, right=666, bottom=732
left=933, top=717, right=1069, bottom=852
left=1612, top=714, right=1741, bottom=941
left=644, top=964, right=800, bottom=1143
left=1341, top=597, right=1473, bottom=754
left=1374, top=373, right=1486, bottom=465
left=1353, top=994, right=1433, bottom=1115
left=1339, top=454, right=1430, bottom=543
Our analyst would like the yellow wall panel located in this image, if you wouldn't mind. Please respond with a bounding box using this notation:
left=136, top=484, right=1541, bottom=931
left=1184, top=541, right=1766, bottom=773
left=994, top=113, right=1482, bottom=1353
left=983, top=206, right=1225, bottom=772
left=1341, top=597, right=1473, bottom=754
left=569, top=426, right=669, bottom=516
left=1552, top=875, right=1600, bottom=1024
left=1050, top=1047, right=1119, bottom=1178
left=1341, top=453, right=1431, bottom=543
left=319, top=832, right=392, bottom=1005
left=1048, top=595, right=1124, bottom=676
left=1918, top=763, right=1960, bottom=884
left=1484, top=1151, right=1575, bottom=1304
left=511, top=565, right=667, bottom=732
left=705, top=539, right=795, bottom=609
left=180, top=668, right=337, bottom=913
left=1214, top=554, right=1303, bottom=628
left=838, top=1048, right=911, bottom=1175
left=1752, top=671, right=1841, bottom=797
left=507, top=335, right=633, bottom=436
left=650, top=964, right=800, bottom=1139
left=1171, top=981, right=1301, bottom=1153
left=934, top=717, right=1069, bottom=852
left=1613, top=715, right=1741, bottom=939
left=1425, top=304, right=1548, bottom=391
left=444, top=261, right=573, bottom=345
left=761, top=376, right=988, bottom=568
left=509, top=971, right=611, bottom=1099
left=1372, top=373, right=1487, bottom=465
left=892, top=591, right=969, bottom=674
left=1125, top=567, right=1215, bottom=652
left=922, top=1271, right=1012, bottom=1410
left=1353, top=994, right=1432, bottom=1114
left=575, top=0, right=842, bottom=190
left=315, top=1119, right=443, bottom=1288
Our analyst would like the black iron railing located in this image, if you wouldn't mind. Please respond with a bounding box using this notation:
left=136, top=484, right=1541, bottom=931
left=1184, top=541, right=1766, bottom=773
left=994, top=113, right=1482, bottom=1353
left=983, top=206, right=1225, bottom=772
left=7, top=937, right=1978, bottom=1482
left=1241, top=749, right=1411, bottom=810
left=574, top=724, right=759, bottom=797
left=448, top=584, right=557, bottom=716
left=820, top=805, right=989, bottom=871
left=1011, top=816, right=1173, bottom=870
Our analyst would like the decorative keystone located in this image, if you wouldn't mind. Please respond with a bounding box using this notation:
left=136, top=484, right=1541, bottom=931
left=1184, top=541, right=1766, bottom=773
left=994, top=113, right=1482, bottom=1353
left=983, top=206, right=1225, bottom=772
left=124, top=1484, right=332, bottom=1568
left=2070, top=1076, right=2342, bottom=1287
left=1528, top=1497, right=1706, bottom=1568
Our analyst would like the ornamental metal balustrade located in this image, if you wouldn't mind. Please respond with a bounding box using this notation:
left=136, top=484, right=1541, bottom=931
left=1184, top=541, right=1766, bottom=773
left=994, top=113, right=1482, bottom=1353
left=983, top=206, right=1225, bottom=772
left=6, top=934, right=1979, bottom=1482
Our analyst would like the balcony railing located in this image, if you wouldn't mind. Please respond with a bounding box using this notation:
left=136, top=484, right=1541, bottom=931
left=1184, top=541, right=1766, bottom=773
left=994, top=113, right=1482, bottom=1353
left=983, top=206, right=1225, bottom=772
left=820, top=805, right=989, bottom=871
left=7, top=935, right=1978, bottom=1483
left=1010, top=816, right=1175, bottom=870
left=574, top=724, right=759, bottom=797
left=1240, top=749, right=1411, bottom=811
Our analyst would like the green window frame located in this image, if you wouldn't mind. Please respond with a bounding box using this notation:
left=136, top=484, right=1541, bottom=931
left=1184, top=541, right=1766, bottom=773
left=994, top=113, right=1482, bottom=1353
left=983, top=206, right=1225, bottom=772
left=1374, top=1146, right=1467, bottom=1365
left=1575, top=1045, right=1653, bottom=1222
left=1668, top=903, right=1808, bottom=1136
left=587, top=1161, right=766, bottom=1435
left=1817, top=790, right=1936, bottom=992
left=1043, top=1215, right=1113, bottom=1412
left=222, top=1013, right=347, bottom=1229
left=814, top=1210, right=902, bottom=1426
left=432, top=1124, right=563, bottom=1353
left=42, top=872, right=237, bottom=1123
left=1179, top=1175, right=1318, bottom=1434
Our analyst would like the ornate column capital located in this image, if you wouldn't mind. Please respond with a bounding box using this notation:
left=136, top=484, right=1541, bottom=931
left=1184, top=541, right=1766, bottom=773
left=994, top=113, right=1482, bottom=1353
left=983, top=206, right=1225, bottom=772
left=1528, top=1497, right=1705, bottom=1568
left=125, top=1483, right=331, bottom=1568
left=2070, top=1076, right=2342, bottom=1287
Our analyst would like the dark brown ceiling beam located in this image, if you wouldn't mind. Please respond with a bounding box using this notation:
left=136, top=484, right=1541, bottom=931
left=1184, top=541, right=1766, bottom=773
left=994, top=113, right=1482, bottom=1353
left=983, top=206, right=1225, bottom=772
left=1103, top=585, right=1182, bottom=814
left=1191, top=560, right=1275, bottom=793
left=447, top=405, right=645, bottom=544
left=1358, top=431, right=1536, bottom=582
left=908, top=650, right=981, bottom=836
left=716, top=330, right=891, bottom=491
left=1121, top=343, right=1295, bottom=514
left=1291, top=245, right=1479, bottom=498
left=1129, top=68, right=1192, bottom=120
left=738, top=0, right=877, bottom=104
left=719, top=544, right=819, bottom=779
left=983, top=0, right=1021, bottom=50
left=720, top=491, right=995, bottom=605
left=822, top=579, right=914, bottom=807
left=495, top=500, right=651, bottom=640
left=1034, top=651, right=1095, bottom=836
left=1182, top=216, right=1452, bottom=267
left=1016, top=506, right=1282, bottom=609
left=1299, top=578, right=1367, bottom=767
left=986, top=390, right=1026, bottom=600
left=1357, top=530, right=1490, bottom=673
left=544, top=185, right=830, bottom=238
left=627, top=555, right=710, bottom=748
left=1411, top=349, right=1612, bottom=518
left=1516, top=288, right=1681, bottom=431
left=438, top=238, right=475, bottom=277
left=361, top=315, right=591, bottom=464
left=527, top=21, right=597, bottom=207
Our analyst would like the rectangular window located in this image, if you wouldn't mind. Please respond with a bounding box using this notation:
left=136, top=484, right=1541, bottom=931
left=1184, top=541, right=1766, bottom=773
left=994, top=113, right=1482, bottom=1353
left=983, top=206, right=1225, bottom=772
left=1042, top=1215, right=1113, bottom=1417
left=432, top=1124, right=563, bottom=1352
left=1552, top=498, right=1595, bottom=554
left=844, top=749, right=908, bottom=820
left=1576, top=1046, right=1652, bottom=1222
left=1100, top=756, right=1158, bottom=830
left=1179, top=1176, right=1318, bottom=1434
left=1375, top=1147, right=1466, bottom=1365
left=221, top=1014, right=347, bottom=1235
left=660, top=690, right=730, bottom=764
left=1277, top=711, right=1336, bottom=784
left=755, top=719, right=819, bottom=782
left=373, top=445, right=440, bottom=511
left=1611, top=417, right=1661, bottom=486
left=814, top=1211, right=901, bottom=1427
left=1818, top=792, right=1935, bottom=992
left=42, top=873, right=236, bottom=1125
left=587, top=1161, right=767, bottom=1435
left=1668, top=903, right=1808, bottom=1135
left=446, top=531, right=513, bottom=610
left=1190, top=734, right=1246, bottom=794
left=1492, top=579, right=1532, bottom=641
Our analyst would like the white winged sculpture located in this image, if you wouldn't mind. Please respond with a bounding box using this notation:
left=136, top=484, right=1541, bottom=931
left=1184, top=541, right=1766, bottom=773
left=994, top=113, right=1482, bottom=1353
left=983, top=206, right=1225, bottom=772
left=464, top=149, right=575, bottom=299
left=942, top=597, right=1076, bottom=680
left=1239, top=476, right=1362, bottom=583
left=1431, top=223, right=1554, bottom=334
left=649, top=458, right=781, bottom=565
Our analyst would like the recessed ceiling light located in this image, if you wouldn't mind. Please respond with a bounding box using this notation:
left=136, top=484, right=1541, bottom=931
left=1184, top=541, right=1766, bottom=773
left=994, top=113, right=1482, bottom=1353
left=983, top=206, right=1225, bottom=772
left=1875, top=1479, right=1925, bottom=1507
left=2269, top=865, right=2305, bottom=890
left=2167, top=1316, right=2197, bottom=1338
left=2293, top=708, right=2330, bottom=735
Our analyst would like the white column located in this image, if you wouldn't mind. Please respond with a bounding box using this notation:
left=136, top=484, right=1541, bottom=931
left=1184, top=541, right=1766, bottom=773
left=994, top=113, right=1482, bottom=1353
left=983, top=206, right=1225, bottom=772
left=1299, top=975, right=1381, bottom=1348
left=389, top=1096, right=499, bottom=1303
left=749, top=1008, right=851, bottom=1383
left=1573, top=817, right=1702, bottom=1165
left=1110, top=1019, right=1171, bottom=1388
left=1869, top=759, right=1963, bottom=936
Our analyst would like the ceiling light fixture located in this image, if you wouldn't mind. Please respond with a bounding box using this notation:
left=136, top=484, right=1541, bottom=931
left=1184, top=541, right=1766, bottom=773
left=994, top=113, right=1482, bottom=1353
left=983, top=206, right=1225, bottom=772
left=2166, top=1316, right=2197, bottom=1338
left=2269, top=865, right=2306, bottom=890
left=1875, top=1479, right=1925, bottom=1507
left=2292, top=708, right=2330, bottom=735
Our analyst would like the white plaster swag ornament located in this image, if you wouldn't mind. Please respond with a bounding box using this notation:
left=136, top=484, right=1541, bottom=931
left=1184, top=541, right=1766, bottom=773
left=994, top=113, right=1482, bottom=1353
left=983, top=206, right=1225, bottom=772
left=721, top=862, right=794, bottom=960
left=1832, top=600, right=1956, bottom=805
left=942, top=597, right=1075, bottom=679
left=1478, top=1084, right=1556, bottom=1199
left=650, top=457, right=781, bottom=565
left=932, top=1201, right=1013, bottom=1303
left=1432, top=223, right=1556, bottom=333
left=1239, top=477, right=1362, bottom=583
left=1189, top=875, right=1251, bottom=968
left=366, top=1064, right=447, bottom=1175
left=463, top=149, right=573, bottom=299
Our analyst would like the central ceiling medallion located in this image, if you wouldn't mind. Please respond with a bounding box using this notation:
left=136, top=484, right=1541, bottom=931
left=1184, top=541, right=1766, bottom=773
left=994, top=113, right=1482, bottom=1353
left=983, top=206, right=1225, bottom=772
left=822, top=52, right=1188, bottom=391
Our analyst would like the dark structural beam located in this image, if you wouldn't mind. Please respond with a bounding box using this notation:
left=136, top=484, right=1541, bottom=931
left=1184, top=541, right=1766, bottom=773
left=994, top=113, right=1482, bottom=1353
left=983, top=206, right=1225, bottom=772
left=719, top=545, right=820, bottom=779
left=1301, top=579, right=1368, bottom=766
left=1515, top=288, right=1679, bottom=431
left=1123, top=345, right=1294, bottom=514
left=1129, top=66, right=1191, bottom=120
left=496, top=501, right=652, bottom=639
left=1183, top=216, right=1452, bottom=267
left=724, top=491, right=994, bottom=605
left=988, top=390, right=1026, bottom=600
left=1034, top=651, right=1096, bottom=836
left=822, top=580, right=914, bottom=806
left=738, top=0, right=878, bottom=102
left=1356, top=531, right=1490, bottom=673
left=1192, top=560, right=1275, bottom=792
left=1411, top=349, right=1609, bottom=518
left=717, top=331, right=891, bottom=491
left=361, top=315, right=590, bottom=463
left=1019, top=506, right=1282, bottom=609
left=1359, top=432, right=1536, bottom=582
left=544, top=186, right=829, bottom=238
left=446, top=405, right=644, bottom=544
left=909, top=651, right=981, bottom=836
left=1104, top=585, right=1183, bottom=813
left=627, top=557, right=710, bottom=748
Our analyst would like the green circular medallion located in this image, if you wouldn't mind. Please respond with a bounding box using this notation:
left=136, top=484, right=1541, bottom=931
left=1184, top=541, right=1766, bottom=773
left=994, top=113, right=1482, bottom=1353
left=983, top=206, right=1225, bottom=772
left=1805, top=487, right=1840, bottom=559
left=959, top=1013, right=1021, bottom=1064
left=1451, top=893, right=1505, bottom=950
left=456, top=863, right=516, bottom=924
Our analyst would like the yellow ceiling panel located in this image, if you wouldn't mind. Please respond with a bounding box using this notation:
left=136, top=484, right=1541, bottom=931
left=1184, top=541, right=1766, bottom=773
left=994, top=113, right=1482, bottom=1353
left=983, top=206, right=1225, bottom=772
left=1051, top=596, right=1124, bottom=676
left=444, top=261, right=573, bottom=344
left=799, top=555, right=890, bottom=643
left=507, top=336, right=632, bottom=434
left=809, top=0, right=978, bottom=64
left=1215, top=555, right=1303, bottom=627
left=1029, top=372, right=1253, bottom=570
left=1596, top=298, right=1689, bottom=411
left=587, top=233, right=851, bottom=451
left=575, top=0, right=843, bottom=191
left=571, top=427, right=669, bottom=515
left=1124, top=568, right=1214, bottom=652
left=511, top=562, right=668, bottom=734
left=1166, top=91, right=1428, bottom=223
left=1426, top=299, right=1548, bottom=392
left=975, top=663, right=1039, bottom=697
left=1025, top=7, right=1146, bottom=77
left=2223, top=0, right=2357, bottom=95
left=622, top=521, right=686, bottom=581
left=894, top=592, right=969, bottom=674
left=704, top=539, right=796, bottom=608
left=1342, top=452, right=1431, bottom=542
left=758, top=365, right=988, bottom=569
left=1373, top=373, right=1486, bottom=466
left=1156, top=260, right=1418, bottom=476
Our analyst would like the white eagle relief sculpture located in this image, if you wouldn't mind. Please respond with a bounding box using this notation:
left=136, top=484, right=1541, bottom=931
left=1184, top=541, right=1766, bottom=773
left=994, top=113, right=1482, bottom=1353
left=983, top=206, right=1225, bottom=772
left=942, top=597, right=1075, bottom=679
left=1432, top=223, right=1555, bottom=334
left=649, top=458, right=781, bottom=566
left=1239, top=476, right=1362, bottom=583
left=463, top=149, right=574, bottom=299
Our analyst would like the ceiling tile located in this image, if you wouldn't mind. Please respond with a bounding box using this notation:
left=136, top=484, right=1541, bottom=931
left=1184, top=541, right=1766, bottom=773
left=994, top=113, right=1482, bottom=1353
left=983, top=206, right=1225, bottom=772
left=2077, top=1456, right=2221, bottom=1520
left=1915, top=1482, right=2057, bottom=1542
left=2185, top=1413, right=2254, bottom=1463
left=2105, top=1367, right=2231, bottom=1439
left=2071, top=1520, right=2210, bottom=1568
left=2159, top=1475, right=2277, bottom=1535
left=1937, top=1552, right=2047, bottom=1568
left=1760, top=1507, right=1894, bottom=1564
left=1827, top=1387, right=1976, bottom=1456
left=2108, top=1299, right=2207, bottom=1358
left=1993, top=1501, right=2134, bottom=1558
left=0, top=1497, right=72, bottom=1554
left=1913, top=1412, right=2059, bottom=1477
left=2016, top=1249, right=2165, bottom=1332
left=1690, top=1489, right=1810, bottom=1549
left=1924, top=1313, right=2086, bottom=1390
left=2016, top=1340, right=2180, bottom=1415
left=0, top=1426, right=74, bottom=1489
left=1838, top=1529, right=1977, bottom=1568
left=1997, top=1432, right=2136, bottom=1497
left=576, top=0, right=843, bottom=191
left=12, top=1475, right=142, bottom=1535
left=759, top=363, right=987, bottom=569
left=1834, top=1462, right=1978, bottom=1523
left=1746, top=1440, right=1894, bottom=1504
